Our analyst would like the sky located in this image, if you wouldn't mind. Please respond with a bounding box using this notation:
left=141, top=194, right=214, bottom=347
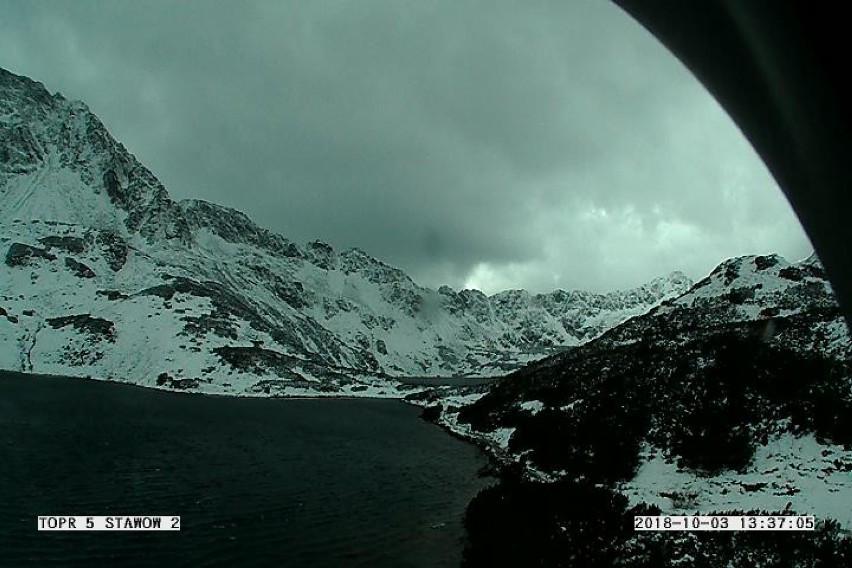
left=0, top=0, right=813, bottom=294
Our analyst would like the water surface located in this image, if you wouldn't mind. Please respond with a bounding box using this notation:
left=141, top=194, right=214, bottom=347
left=0, top=373, right=491, bottom=567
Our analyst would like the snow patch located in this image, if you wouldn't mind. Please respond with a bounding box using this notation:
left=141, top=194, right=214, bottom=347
left=619, top=434, right=852, bottom=529
left=520, top=400, right=544, bottom=415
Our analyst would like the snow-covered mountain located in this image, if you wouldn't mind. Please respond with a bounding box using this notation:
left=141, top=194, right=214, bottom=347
left=0, top=67, right=691, bottom=395
left=422, top=252, right=852, bottom=564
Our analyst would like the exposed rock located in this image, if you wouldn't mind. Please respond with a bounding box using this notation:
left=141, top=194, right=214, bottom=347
left=64, top=257, right=96, bottom=278
left=5, top=243, right=56, bottom=266
left=96, top=289, right=128, bottom=301
left=156, top=372, right=199, bottom=390
left=95, top=231, right=127, bottom=272
left=0, top=123, right=44, bottom=175
left=46, top=314, right=115, bottom=341
left=180, top=199, right=303, bottom=258
left=213, top=345, right=301, bottom=376
left=39, top=235, right=86, bottom=254
left=306, top=240, right=336, bottom=270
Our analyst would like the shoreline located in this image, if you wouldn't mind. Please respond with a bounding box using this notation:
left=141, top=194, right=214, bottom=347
left=0, top=369, right=496, bottom=401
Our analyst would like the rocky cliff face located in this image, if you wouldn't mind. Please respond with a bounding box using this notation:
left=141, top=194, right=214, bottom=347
left=0, top=68, right=191, bottom=244
left=0, top=67, right=690, bottom=395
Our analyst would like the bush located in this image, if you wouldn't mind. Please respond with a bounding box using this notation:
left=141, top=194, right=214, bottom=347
left=509, top=393, right=648, bottom=483
left=463, top=479, right=630, bottom=568
left=420, top=404, right=442, bottom=423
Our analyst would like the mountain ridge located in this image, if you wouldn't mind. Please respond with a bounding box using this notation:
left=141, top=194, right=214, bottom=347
left=0, top=66, right=691, bottom=394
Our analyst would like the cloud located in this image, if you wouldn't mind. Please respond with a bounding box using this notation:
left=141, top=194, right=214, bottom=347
left=1, top=0, right=812, bottom=293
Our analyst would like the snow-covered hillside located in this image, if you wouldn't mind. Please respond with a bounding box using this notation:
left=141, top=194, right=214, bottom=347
left=430, top=251, right=852, bottom=564
left=0, top=67, right=690, bottom=395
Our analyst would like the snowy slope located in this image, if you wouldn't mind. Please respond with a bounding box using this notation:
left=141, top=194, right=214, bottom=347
left=620, top=433, right=852, bottom=529
left=442, top=250, right=852, bottom=540
left=0, top=67, right=691, bottom=395
left=595, top=252, right=849, bottom=360
left=428, top=253, right=852, bottom=565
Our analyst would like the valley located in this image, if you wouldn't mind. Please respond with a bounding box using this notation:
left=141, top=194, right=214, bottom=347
left=3, top=64, right=852, bottom=567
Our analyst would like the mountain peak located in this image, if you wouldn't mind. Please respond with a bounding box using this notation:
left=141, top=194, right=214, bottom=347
left=1, top=66, right=706, bottom=389
left=0, top=67, right=191, bottom=245
left=0, top=66, right=57, bottom=110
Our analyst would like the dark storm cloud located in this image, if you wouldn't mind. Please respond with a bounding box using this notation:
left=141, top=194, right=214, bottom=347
left=1, top=0, right=812, bottom=293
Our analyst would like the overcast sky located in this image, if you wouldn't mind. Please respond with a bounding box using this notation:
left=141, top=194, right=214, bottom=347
left=1, top=0, right=813, bottom=294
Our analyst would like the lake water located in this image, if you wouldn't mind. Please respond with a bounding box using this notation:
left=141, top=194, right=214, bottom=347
left=0, top=373, right=491, bottom=567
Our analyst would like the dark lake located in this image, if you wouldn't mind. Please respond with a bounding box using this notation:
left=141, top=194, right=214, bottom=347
left=0, top=373, right=491, bottom=567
